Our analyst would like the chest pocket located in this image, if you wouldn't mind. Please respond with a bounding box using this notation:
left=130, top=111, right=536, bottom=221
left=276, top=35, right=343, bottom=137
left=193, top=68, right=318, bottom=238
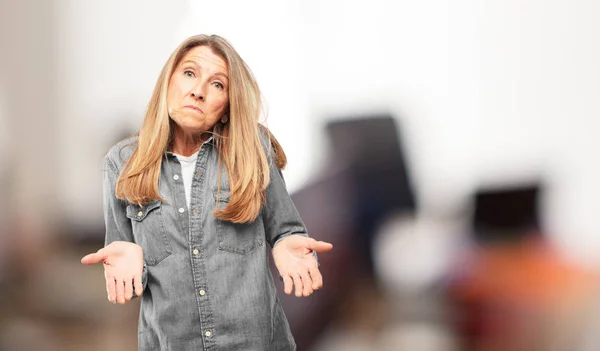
left=126, top=200, right=172, bottom=266
left=213, top=188, right=264, bottom=255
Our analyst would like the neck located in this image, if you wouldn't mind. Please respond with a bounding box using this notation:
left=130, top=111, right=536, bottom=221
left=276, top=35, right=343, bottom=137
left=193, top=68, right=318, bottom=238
left=170, top=127, right=207, bottom=156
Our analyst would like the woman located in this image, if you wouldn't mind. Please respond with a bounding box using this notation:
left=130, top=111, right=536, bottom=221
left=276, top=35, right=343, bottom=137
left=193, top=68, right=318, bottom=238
left=81, top=34, right=333, bottom=350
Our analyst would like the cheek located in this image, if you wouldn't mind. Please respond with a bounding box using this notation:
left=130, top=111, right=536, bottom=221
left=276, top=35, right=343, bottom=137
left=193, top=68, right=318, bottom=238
left=167, top=78, right=187, bottom=105
left=215, top=95, right=229, bottom=113
left=166, top=85, right=177, bottom=109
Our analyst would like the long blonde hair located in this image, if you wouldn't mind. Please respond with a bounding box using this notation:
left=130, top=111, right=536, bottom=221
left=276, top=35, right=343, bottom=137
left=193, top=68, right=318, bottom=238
left=116, top=34, right=286, bottom=223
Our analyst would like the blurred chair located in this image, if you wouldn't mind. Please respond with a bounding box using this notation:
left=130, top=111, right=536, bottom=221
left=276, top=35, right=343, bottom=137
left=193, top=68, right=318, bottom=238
left=271, top=114, right=417, bottom=350
left=325, top=115, right=417, bottom=276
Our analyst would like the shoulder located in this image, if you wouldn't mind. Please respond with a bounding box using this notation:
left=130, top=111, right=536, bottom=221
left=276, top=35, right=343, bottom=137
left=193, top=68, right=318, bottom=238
left=105, top=135, right=139, bottom=172
left=257, top=124, right=272, bottom=152
left=257, top=124, right=287, bottom=170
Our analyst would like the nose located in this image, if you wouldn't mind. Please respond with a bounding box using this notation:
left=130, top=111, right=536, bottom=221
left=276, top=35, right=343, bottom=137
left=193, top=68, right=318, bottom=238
left=190, top=83, right=205, bottom=101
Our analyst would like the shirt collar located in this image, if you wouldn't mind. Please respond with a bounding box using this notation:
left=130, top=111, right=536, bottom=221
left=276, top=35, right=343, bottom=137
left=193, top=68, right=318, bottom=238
left=165, top=134, right=215, bottom=158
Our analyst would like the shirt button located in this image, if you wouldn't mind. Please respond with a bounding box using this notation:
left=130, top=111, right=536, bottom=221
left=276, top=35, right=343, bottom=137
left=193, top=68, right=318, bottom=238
left=205, top=331, right=211, bottom=337
left=193, top=248, right=199, bottom=255
left=173, top=174, right=180, bottom=181
left=137, top=210, right=143, bottom=217
left=199, top=289, right=205, bottom=296
left=178, top=207, right=185, bottom=213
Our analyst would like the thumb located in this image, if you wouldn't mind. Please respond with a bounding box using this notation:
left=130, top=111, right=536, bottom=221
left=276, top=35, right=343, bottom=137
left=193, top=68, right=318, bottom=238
left=80, top=248, right=106, bottom=265
left=306, top=238, right=333, bottom=253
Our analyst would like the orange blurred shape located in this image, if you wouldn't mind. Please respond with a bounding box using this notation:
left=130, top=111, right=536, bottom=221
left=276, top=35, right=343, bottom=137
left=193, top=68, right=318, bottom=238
left=453, top=239, right=599, bottom=307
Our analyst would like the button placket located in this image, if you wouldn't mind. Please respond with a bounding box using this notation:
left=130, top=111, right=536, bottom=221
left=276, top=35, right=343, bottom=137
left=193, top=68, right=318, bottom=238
left=188, top=146, right=215, bottom=345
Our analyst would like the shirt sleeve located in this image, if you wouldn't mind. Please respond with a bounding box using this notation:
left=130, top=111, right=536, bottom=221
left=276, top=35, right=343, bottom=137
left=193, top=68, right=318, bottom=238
left=261, top=153, right=306, bottom=245
left=103, top=155, right=148, bottom=294
left=260, top=137, right=319, bottom=264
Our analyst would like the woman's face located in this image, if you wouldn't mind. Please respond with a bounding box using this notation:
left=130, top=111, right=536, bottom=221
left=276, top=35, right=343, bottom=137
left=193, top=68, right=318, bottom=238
left=167, top=45, right=229, bottom=135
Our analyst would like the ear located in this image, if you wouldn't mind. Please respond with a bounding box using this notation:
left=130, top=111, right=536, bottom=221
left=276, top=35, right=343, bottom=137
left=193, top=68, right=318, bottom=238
left=221, top=114, right=229, bottom=124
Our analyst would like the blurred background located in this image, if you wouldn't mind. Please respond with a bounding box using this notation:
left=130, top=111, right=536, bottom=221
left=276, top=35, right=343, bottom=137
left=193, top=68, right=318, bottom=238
left=1, top=0, right=600, bottom=350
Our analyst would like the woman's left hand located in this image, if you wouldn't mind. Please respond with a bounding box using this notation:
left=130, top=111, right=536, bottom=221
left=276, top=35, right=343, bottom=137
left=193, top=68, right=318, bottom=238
left=272, top=235, right=333, bottom=297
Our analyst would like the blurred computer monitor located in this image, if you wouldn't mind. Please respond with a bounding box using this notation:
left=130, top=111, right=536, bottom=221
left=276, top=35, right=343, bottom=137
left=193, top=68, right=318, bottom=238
left=471, top=183, right=542, bottom=243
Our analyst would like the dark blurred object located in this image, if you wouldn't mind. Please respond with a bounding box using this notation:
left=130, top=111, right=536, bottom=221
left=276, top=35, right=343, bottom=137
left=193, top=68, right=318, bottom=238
left=326, top=115, right=416, bottom=214
left=326, top=115, right=417, bottom=275
left=272, top=115, right=417, bottom=350
left=471, top=183, right=542, bottom=244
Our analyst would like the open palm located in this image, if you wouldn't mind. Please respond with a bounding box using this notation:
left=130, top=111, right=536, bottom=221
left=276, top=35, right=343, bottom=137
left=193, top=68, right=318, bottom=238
left=273, top=235, right=333, bottom=297
left=81, top=241, right=144, bottom=304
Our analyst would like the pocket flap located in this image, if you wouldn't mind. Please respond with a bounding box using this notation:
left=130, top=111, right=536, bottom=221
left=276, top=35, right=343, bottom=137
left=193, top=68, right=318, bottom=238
left=212, top=187, right=231, bottom=203
left=126, top=200, right=161, bottom=221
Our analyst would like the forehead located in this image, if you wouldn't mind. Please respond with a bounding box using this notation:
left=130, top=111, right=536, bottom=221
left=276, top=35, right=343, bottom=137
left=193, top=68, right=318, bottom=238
left=179, top=46, right=228, bottom=75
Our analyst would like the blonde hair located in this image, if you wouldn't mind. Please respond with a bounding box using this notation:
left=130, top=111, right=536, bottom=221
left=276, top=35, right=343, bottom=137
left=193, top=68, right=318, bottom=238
left=116, top=34, right=286, bottom=223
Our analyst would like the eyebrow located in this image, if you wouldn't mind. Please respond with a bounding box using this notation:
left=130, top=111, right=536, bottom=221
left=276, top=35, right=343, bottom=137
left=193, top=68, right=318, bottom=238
left=180, top=60, right=229, bottom=81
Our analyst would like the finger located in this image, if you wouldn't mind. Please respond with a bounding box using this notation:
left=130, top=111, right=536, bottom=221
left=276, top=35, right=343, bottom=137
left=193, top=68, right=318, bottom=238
left=282, top=275, right=293, bottom=295
left=124, top=276, right=134, bottom=301
left=306, top=239, right=333, bottom=253
left=292, top=273, right=303, bottom=297
left=300, top=270, right=313, bottom=297
left=81, top=248, right=106, bottom=265
left=116, top=278, right=126, bottom=304
left=309, top=264, right=324, bottom=290
left=106, top=275, right=116, bottom=303
left=134, top=273, right=143, bottom=297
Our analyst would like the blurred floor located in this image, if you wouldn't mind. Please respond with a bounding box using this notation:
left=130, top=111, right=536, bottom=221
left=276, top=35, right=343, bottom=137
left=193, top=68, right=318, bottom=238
left=310, top=284, right=458, bottom=351
left=0, top=243, right=139, bottom=351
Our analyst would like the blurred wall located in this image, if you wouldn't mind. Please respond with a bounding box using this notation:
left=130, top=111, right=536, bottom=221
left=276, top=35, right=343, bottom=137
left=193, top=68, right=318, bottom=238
left=0, top=0, right=60, bottom=240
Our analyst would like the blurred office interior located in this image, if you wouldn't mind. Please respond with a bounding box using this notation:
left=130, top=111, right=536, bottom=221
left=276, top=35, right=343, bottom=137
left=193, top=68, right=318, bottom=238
left=1, top=1, right=600, bottom=350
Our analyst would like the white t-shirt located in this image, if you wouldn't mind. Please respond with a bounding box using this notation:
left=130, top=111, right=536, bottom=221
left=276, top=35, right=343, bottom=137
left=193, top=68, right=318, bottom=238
left=174, top=150, right=199, bottom=209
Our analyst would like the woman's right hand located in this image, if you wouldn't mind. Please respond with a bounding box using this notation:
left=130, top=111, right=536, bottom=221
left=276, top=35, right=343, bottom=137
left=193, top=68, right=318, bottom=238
left=81, top=241, right=144, bottom=304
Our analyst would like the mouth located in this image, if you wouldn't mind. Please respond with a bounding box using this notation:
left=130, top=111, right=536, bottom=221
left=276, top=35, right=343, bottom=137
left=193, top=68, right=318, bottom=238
left=185, top=105, right=203, bottom=113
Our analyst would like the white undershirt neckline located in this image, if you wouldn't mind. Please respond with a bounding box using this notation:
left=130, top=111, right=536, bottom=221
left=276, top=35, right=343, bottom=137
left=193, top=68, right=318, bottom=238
left=173, top=150, right=199, bottom=209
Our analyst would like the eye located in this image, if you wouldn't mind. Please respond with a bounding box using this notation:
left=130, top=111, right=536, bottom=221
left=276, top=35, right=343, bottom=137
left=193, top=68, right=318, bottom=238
left=213, top=81, right=224, bottom=89
left=183, top=70, right=195, bottom=78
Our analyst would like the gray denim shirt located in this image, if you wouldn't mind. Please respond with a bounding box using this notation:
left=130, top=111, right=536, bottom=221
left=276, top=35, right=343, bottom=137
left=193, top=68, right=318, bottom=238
left=103, top=134, right=309, bottom=350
